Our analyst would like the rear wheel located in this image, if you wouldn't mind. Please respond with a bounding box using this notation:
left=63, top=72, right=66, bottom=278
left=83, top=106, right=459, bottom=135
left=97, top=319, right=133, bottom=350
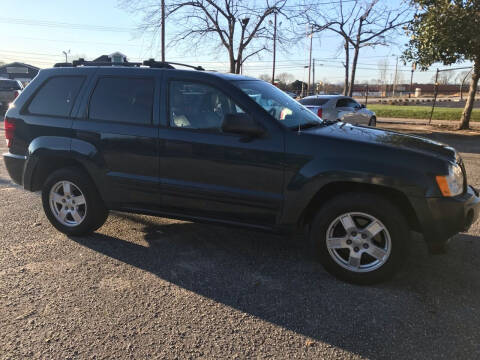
left=368, top=116, right=377, bottom=127
left=42, top=167, right=108, bottom=236
left=309, top=193, right=409, bottom=284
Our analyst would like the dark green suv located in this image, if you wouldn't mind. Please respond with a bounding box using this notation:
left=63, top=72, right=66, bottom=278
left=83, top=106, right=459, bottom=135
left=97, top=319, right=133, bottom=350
left=3, top=59, right=479, bottom=284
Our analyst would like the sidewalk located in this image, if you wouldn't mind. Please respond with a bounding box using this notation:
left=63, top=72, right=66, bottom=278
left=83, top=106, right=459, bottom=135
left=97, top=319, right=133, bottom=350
left=377, top=117, right=480, bottom=130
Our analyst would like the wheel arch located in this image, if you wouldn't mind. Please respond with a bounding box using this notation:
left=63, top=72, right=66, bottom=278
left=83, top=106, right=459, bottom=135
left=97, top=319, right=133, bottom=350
left=300, top=181, right=422, bottom=233
left=29, top=155, right=96, bottom=193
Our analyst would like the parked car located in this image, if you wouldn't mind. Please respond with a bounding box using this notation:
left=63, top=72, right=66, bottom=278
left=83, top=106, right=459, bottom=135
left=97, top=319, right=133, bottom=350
left=299, top=95, right=376, bottom=126
left=3, top=60, right=479, bottom=284
left=0, top=79, right=23, bottom=114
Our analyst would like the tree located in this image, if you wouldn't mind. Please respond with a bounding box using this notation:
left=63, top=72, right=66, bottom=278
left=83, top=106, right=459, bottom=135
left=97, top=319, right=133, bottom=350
left=124, top=0, right=287, bottom=74
left=276, top=72, right=294, bottom=84
left=403, top=0, right=480, bottom=129
left=301, top=0, right=411, bottom=96
left=258, top=74, right=271, bottom=82
left=433, top=71, right=455, bottom=85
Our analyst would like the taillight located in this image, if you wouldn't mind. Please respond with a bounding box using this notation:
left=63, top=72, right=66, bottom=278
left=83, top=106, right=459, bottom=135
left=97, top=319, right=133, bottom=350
left=317, top=107, right=323, bottom=118
left=4, top=117, right=15, bottom=148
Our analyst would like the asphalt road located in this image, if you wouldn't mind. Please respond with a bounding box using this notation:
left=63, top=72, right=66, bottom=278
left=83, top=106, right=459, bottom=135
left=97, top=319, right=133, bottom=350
left=1, top=125, right=479, bottom=359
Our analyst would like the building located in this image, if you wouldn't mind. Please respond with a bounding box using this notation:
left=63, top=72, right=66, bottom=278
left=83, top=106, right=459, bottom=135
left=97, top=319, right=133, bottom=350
left=0, top=62, right=40, bottom=85
left=93, top=52, right=128, bottom=64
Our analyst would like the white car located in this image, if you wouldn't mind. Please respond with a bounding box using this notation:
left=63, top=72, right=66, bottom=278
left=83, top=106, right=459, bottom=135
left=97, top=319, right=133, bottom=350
left=299, top=95, right=376, bottom=126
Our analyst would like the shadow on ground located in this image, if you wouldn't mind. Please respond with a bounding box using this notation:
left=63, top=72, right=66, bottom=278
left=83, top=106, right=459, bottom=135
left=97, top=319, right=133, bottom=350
left=71, top=212, right=480, bottom=359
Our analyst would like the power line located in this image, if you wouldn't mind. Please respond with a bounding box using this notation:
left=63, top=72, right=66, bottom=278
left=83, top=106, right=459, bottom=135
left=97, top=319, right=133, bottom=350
left=0, top=17, right=133, bottom=32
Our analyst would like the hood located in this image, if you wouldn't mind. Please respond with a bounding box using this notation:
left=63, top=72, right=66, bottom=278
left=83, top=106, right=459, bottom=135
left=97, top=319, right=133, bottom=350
left=304, top=122, right=457, bottom=163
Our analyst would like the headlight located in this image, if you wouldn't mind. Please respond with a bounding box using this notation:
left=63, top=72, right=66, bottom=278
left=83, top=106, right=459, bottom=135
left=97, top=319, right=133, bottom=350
left=436, top=164, right=464, bottom=197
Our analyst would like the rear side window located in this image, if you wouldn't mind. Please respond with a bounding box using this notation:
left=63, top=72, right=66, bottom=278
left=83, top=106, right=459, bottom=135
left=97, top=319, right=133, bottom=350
left=28, top=76, right=85, bottom=117
left=89, top=77, right=154, bottom=125
left=299, top=97, right=329, bottom=106
left=0, top=80, right=22, bottom=90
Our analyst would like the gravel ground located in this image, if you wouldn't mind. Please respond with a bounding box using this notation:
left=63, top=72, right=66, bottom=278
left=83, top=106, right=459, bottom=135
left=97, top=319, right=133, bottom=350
left=1, top=125, right=479, bottom=359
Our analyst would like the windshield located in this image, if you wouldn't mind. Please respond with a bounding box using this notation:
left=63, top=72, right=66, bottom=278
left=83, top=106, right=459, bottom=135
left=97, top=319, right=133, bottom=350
left=233, top=80, right=322, bottom=129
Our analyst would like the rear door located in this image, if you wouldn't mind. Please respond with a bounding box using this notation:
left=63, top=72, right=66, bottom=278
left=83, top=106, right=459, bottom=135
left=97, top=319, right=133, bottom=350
left=335, top=97, right=355, bottom=123
left=72, top=68, right=161, bottom=209
left=157, top=73, right=285, bottom=227
left=349, top=98, right=370, bottom=125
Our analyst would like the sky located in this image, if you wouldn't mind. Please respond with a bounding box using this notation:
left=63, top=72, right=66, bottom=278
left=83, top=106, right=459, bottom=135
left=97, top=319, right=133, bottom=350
left=0, top=0, right=469, bottom=84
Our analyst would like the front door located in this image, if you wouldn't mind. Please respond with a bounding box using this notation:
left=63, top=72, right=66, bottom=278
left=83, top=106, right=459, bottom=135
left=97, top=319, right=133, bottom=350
left=158, top=76, right=285, bottom=227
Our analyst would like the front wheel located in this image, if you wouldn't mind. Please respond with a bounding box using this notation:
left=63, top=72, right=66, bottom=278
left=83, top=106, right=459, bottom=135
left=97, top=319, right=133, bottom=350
left=42, top=167, right=108, bottom=236
left=309, top=193, right=409, bottom=284
left=368, top=116, right=377, bottom=127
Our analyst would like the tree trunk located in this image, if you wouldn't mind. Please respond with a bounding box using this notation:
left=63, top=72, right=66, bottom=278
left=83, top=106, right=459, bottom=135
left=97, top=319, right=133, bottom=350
left=235, top=54, right=242, bottom=74
left=344, top=41, right=349, bottom=96
left=229, top=48, right=236, bottom=73
left=348, top=45, right=360, bottom=97
left=459, top=60, right=480, bottom=130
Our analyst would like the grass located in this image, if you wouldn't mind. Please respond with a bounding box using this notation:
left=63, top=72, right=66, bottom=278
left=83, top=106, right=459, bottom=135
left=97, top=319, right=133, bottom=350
left=368, top=104, right=480, bottom=122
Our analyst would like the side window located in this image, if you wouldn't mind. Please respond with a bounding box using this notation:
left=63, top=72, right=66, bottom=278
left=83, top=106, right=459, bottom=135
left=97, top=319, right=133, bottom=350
left=28, top=76, right=85, bottom=117
left=89, top=77, right=154, bottom=125
left=348, top=99, right=360, bottom=108
left=336, top=98, right=349, bottom=108
left=169, top=81, right=244, bottom=131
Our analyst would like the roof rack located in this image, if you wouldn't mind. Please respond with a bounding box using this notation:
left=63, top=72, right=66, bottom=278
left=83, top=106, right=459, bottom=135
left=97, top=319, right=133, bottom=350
left=54, top=58, right=205, bottom=71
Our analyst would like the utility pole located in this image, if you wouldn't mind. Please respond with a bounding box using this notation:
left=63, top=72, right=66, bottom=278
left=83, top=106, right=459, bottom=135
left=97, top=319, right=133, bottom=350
left=409, top=63, right=416, bottom=98
left=307, top=26, right=313, bottom=95
left=392, top=56, right=398, bottom=97
left=161, top=0, right=165, bottom=62
left=271, top=9, right=277, bottom=85
left=312, top=58, right=315, bottom=94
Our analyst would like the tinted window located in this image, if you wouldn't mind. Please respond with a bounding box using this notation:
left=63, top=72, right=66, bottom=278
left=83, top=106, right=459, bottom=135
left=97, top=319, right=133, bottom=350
left=299, top=97, right=329, bottom=106
left=28, top=76, right=84, bottom=117
left=89, top=77, right=154, bottom=124
left=0, top=80, right=22, bottom=90
left=169, top=81, right=244, bottom=131
left=336, top=98, right=358, bottom=108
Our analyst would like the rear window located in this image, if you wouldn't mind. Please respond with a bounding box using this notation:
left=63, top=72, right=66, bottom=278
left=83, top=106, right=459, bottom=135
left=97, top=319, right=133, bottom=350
left=89, top=77, right=154, bottom=125
left=0, top=80, right=22, bottom=91
left=28, top=76, right=85, bottom=117
left=299, top=97, right=329, bottom=106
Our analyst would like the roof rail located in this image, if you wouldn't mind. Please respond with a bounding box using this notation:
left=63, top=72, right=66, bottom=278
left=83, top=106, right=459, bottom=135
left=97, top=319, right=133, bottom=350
left=53, top=58, right=205, bottom=71
left=143, top=59, right=204, bottom=71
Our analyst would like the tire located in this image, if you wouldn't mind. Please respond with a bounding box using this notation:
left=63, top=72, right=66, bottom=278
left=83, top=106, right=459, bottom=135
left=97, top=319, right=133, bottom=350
left=309, top=193, right=409, bottom=285
left=41, top=167, right=108, bottom=236
left=368, top=116, right=377, bottom=127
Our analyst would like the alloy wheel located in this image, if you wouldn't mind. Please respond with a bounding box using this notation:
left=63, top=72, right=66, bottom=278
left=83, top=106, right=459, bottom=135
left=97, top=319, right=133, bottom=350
left=49, top=180, right=87, bottom=227
left=325, top=212, right=392, bottom=273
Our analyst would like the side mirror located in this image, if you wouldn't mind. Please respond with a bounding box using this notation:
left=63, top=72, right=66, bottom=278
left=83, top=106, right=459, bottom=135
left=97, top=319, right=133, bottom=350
left=360, top=104, right=366, bottom=108
left=221, top=113, right=265, bottom=137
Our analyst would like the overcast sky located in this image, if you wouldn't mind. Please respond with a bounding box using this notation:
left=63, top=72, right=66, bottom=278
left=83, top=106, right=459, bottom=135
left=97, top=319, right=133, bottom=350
left=0, top=0, right=469, bottom=84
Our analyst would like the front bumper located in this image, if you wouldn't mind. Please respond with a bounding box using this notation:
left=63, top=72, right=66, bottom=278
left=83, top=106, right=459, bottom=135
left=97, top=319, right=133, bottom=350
left=414, top=185, right=480, bottom=245
left=3, top=152, right=27, bottom=186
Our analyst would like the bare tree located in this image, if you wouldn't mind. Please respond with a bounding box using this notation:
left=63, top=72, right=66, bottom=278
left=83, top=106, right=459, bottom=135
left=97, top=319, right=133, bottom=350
left=123, top=0, right=287, bottom=74
left=433, top=71, right=455, bottom=85
left=258, top=73, right=272, bottom=82
left=301, top=0, right=411, bottom=96
left=276, top=72, right=294, bottom=84
left=378, top=57, right=389, bottom=96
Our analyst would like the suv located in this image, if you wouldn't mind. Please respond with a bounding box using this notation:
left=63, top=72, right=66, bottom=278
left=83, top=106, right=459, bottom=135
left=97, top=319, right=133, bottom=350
left=3, top=60, right=479, bottom=284
left=0, top=79, right=23, bottom=114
